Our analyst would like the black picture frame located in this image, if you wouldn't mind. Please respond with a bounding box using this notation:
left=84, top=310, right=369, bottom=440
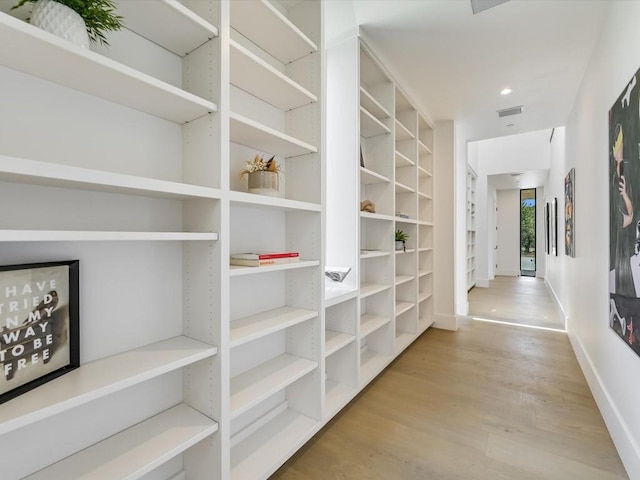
left=0, top=260, right=79, bottom=404
left=553, top=197, right=559, bottom=256
left=544, top=202, right=549, bottom=254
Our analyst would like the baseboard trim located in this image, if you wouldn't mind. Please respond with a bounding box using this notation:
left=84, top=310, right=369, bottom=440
left=567, top=331, right=639, bottom=479
left=544, top=277, right=568, bottom=324
left=433, top=313, right=457, bottom=331
left=476, top=279, right=490, bottom=288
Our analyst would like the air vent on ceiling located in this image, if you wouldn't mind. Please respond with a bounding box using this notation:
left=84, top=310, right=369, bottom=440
left=470, top=0, right=511, bottom=15
left=497, top=105, right=524, bottom=118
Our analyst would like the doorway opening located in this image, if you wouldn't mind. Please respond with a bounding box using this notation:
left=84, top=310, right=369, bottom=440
left=520, top=188, right=536, bottom=277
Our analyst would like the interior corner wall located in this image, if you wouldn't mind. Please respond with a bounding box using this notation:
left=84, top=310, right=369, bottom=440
left=434, top=120, right=457, bottom=330
left=554, top=2, right=640, bottom=476
left=545, top=127, right=567, bottom=311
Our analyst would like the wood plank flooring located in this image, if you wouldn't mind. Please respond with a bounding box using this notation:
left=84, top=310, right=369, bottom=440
left=468, top=276, right=565, bottom=329
left=270, top=318, right=627, bottom=479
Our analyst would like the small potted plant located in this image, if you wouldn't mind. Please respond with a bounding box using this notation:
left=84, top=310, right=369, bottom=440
left=12, top=0, right=123, bottom=48
left=240, top=154, right=281, bottom=197
left=395, top=229, right=408, bottom=252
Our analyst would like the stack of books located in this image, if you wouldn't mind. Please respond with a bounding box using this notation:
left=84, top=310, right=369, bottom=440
left=230, top=252, right=300, bottom=267
left=395, top=211, right=409, bottom=219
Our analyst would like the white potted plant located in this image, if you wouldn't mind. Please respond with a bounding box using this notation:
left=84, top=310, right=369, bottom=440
left=12, top=0, right=123, bottom=48
left=240, top=155, right=281, bottom=197
left=395, top=229, right=408, bottom=252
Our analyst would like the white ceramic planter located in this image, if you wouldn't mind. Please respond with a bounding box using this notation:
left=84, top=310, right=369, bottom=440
left=248, top=171, right=279, bottom=197
left=31, top=0, right=90, bottom=49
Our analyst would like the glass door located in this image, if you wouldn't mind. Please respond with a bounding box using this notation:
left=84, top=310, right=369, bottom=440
left=520, top=188, right=536, bottom=276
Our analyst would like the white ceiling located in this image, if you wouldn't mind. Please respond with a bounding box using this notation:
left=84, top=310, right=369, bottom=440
left=488, top=169, right=549, bottom=190
left=352, top=0, right=610, bottom=141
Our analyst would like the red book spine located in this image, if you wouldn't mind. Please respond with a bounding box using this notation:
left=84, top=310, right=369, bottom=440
left=256, top=252, right=299, bottom=259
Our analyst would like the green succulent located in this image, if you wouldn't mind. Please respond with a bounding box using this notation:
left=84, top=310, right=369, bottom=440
left=395, top=229, right=408, bottom=242
left=13, top=0, right=124, bottom=46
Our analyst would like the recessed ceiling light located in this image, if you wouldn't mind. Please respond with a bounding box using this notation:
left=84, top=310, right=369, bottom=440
left=500, top=88, right=512, bottom=95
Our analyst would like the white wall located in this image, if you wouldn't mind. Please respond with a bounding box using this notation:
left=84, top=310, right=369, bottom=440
left=496, top=189, right=520, bottom=276
left=434, top=120, right=457, bottom=330
left=455, top=122, right=471, bottom=315
left=325, top=0, right=357, bottom=47
left=545, top=127, right=567, bottom=311
left=547, top=2, right=640, bottom=476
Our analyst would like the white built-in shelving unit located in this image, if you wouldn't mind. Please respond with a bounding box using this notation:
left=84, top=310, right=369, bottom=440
left=467, top=166, right=477, bottom=290
left=0, top=0, right=323, bottom=478
left=227, top=1, right=323, bottom=479
left=325, top=34, right=436, bottom=410
left=2, top=2, right=438, bottom=478
left=0, top=0, right=223, bottom=478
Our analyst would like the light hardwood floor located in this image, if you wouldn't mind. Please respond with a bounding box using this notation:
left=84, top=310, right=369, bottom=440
left=468, top=275, right=565, bottom=329
left=270, top=318, right=627, bottom=479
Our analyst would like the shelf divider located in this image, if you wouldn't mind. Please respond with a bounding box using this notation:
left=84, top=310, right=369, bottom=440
left=0, top=336, right=217, bottom=436
left=230, top=39, right=317, bottom=111
left=230, top=354, right=318, bottom=418
left=0, top=155, right=221, bottom=200
left=0, top=231, right=218, bottom=242
left=230, top=307, right=318, bottom=348
left=0, top=13, right=217, bottom=124
left=116, top=0, right=219, bottom=56
left=230, top=0, right=317, bottom=64
left=230, top=112, right=317, bottom=158
left=24, top=404, right=218, bottom=480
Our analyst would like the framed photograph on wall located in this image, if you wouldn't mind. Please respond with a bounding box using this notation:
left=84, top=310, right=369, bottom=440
left=609, top=66, right=640, bottom=356
left=565, top=168, right=575, bottom=257
left=0, top=260, right=79, bottom=404
left=550, top=198, right=556, bottom=256
left=544, top=202, right=550, bottom=254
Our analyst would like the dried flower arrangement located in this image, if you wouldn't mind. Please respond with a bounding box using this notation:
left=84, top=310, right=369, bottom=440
left=240, top=155, right=281, bottom=177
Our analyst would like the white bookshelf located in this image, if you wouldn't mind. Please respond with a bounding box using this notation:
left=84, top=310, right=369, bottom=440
left=229, top=191, right=321, bottom=212
left=0, top=337, right=216, bottom=436
left=360, top=86, right=391, bottom=119
left=229, top=0, right=317, bottom=64
left=229, top=112, right=317, bottom=157
left=230, top=307, right=318, bottom=348
left=0, top=1, right=223, bottom=478
left=326, top=35, right=436, bottom=407
left=360, top=166, right=391, bottom=184
left=25, top=404, right=219, bottom=480
left=228, top=2, right=323, bottom=479
left=360, top=313, right=392, bottom=337
left=361, top=106, right=392, bottom=137
left=230, top=408, right=318, bottom=480
left=2, top=3, right=442, bottom=477
left=325, top=330, right=356, bottom=356
left=230, top=354, right=318, bottom=418
left=116, top=0, right=219, bottom=56
left=467, top=166, right=477, bottom=290
left=229, top=39, right=317, bottom=111
left=0, top=155, right=222, bottom=199
left=0, top=230, right=219, bottom=242
left=0, top=12, right=217, bottom=124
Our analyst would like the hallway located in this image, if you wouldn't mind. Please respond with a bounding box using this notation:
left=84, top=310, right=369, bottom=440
left=468, top=276, right=565, bottom=330
left=271, top=319, right=626, bottom=479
